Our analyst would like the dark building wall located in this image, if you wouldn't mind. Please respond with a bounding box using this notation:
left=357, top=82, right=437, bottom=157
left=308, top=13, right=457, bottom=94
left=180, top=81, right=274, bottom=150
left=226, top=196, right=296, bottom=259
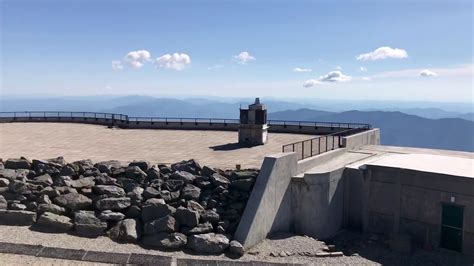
left=346, top=165, right=474, bottom=255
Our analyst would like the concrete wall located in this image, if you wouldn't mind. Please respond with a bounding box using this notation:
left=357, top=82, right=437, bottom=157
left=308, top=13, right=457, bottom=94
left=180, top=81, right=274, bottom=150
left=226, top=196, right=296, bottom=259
left=351, top=165, right=474, bottom=255
left=342, top=128, right=380, bottom=150
left=291, top=167, right=346, bottom=239
left=233, top=152, right=298, bottom=249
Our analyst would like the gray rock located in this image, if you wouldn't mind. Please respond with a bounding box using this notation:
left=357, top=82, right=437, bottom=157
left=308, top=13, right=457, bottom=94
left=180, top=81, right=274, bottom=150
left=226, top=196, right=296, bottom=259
left=95, top=197, right=131, bottom=211
left=229, top=240, right=245, bottom=256
left=99, top=210, right=125, bottom=221
left=146, top=167, right=161, bottom=181
left=141, top=198, right=176, bottom=222
left=128, top=160, right=151, bottom=171
left=93, top=185, right=126, bottom=197
left=96, top=160, right=122, bottom=174
left=163, top=179, right=184, bottom=191
left=210, top=173, right=230, bottom=187
left=181, top=222, right=214, bottom=235
left=174, top=207, right=199, bottom=227
left=143, top=187, right=160, bottom=200
left=187, top=233, right=230, bottom=254
left=181, top=184, right=201, bottom=200
left=0, top=178, right=10, bottom=187
left=142, top=232, right=187, bottom=249
left=0, top=169, right=17, bottom=180
left=65, top=177, right=95, bottom=189
left=0, top=195, right=7, bottom=210
left=41, top=186, right=60, bottom=198
left=231, top=178, right=255, bottom=191
left=125, top=166, right=147, bottom=183
left=59, top=165, right=76, bottom=177
left=108, top=218, right=139, bottom=242
left=158, top=190, right=172, bottom=201
left=171, top=159, right=201, bottom=175
left=37, top=194, right=52, bottom=204
left=5, top=158, right=31, bottom=170
left=186, top=200, right=205, bottom=213
left=201, top=166, right=217, bottom=177
left=201, top=210, right=220, bottom=224
left=231, top=170, right=258, bottom=180
left=144, top=215, right=177, bottom=235
left=125, top=205, right=141, bottom=218
left=170, top=171, right=196, bottom=184
left=74, top=210, right=107, bottom=237
left=0, top=210, right=36, bottom=225
left=37, top=203, right=67, bottom=215
left=31, top=174, right=53, bottom=186
left=54, top=193, right=92, bottom=211
left=37, top=212, right=73, bottom=231
left=10, top=203, right=27, bottom=210
left=8, top=180, right=27, bottom=193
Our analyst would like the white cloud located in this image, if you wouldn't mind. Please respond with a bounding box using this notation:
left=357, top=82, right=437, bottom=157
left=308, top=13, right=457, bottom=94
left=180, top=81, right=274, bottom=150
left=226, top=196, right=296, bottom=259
left=420, top=69, right=438, bottom=77
left=302, top=79, right=321, bottom=87
left=302, top=70, right=352, bottom=87
left=356, top=46, right=408, bottom=61
left=234, top=51, right=255, bottom=64
left=360, top=66, right=367, bottom=72
left=123, top=50, right=151, bottom=69
left=361, top=77, right=371, bottom=81
left=208, top=65, right=224, bottom=70
left=319, top=70, right=352, bottom=82
left=112, top=61, right=123, bottom=71
left=155, top=53, right=191, bottom=71
left=370, top=64, right=471, bottom=79
left=293, top=67, right=312, bottom=72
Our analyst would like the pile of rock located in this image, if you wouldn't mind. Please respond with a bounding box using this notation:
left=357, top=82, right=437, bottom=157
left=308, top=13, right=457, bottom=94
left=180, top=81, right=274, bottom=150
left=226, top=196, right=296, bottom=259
left=0, top=157, right=257, bottom=255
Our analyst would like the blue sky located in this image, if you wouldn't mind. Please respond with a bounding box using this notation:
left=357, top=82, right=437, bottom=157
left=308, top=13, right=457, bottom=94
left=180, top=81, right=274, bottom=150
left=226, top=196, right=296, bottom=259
left=1, top=0, right=473, bottom=102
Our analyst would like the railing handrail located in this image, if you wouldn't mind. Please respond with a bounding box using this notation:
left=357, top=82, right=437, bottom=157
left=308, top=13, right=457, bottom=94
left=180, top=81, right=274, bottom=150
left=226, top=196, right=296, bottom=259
left=0, top=111, right=371, bottom=129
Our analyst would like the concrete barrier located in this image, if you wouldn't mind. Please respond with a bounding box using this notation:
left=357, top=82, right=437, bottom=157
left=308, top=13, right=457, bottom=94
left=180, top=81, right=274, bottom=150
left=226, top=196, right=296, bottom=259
left=233, top=152, right=298, bottom=249
left=342, top=128, right=380, bottom=150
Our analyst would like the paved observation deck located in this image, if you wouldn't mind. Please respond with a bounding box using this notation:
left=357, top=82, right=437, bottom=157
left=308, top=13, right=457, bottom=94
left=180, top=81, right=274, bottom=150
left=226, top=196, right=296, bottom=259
left=0, top=122, right=313, bottom=169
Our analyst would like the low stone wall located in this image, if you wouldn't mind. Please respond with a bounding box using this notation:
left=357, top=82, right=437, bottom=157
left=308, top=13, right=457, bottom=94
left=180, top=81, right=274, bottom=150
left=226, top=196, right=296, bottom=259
left=0, top=157, right=259, bottom=256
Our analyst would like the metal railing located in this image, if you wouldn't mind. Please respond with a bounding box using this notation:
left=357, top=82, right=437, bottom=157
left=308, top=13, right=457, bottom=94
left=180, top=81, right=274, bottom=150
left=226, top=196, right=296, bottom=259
left=281, top=127, right=369, bottom=160
left=0, top=111, right=129, bottom=121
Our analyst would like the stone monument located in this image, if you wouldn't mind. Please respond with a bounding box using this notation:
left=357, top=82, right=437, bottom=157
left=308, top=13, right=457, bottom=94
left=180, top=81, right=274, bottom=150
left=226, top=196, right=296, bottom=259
left=238, top=98, right=268, bottom=145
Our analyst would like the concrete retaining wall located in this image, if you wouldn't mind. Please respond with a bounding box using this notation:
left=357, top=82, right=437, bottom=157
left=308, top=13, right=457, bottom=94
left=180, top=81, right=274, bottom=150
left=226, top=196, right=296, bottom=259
left=233, top=152, right=297, bottom=249
left=342, top=128, right=380, bottom=150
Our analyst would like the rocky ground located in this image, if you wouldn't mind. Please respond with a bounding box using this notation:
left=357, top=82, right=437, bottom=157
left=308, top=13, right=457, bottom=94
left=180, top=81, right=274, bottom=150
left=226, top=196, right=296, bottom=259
left=0, top=157, right=258, bottom=255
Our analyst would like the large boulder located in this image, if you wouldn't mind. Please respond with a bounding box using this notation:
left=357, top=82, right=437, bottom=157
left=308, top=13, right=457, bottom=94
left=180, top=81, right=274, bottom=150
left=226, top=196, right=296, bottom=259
left=95, top=197, right=131, bottom=211
left=210, top=173, right=230, bottom=187
left=181, top=222, right=214, bottom=235
left=99, top=210, right=125, bottom=221
left=128, top=160, right=151, bottom=171
left=141, top=198, right=176, bottom=222
left=170, top=171, right=196, bottom=184
left=93, top=185, right=126, bottom=198
left=181, top=184, right=201, bottom=200
left=125, top=166, right=147, bottom=183
left=229, top=240, right=245, bottom=256
left=0, top=210, right=36, bottom=225
left=142, top=232, right=187, bottom=249
left=171, top=159, right=201, bottom=175
left=163, top=180, right=184, bottom=192
left=142, top=187, right=160, bottom=200
left=201, top=210, right=220, bottom=224
left=37, top=203, right=67, bottom=215
left=53, top=193, right=92, bottom=211
left=201, top=166, right=217, bottom=177
left=108, top=219, right=139, bottom=242
left=187, top=233, right=230, bottom=254
left=5, top=158, right=31, bottom=170
left=31, top=174, right=53, bottom=186
left=0, top=178, right=10, bottom=187
left=37, top=212, right=73, bottom=232
left=143, top=215, right=177, bottom=235
left=8, top=180, right=27, bottom=194
left=0, top=169, right=17, bottom=180
left=74, top=210, right=107, bottom=237
left=174, top=207, right=199, bottom=227
left=65, top=177, right=95, bottom=189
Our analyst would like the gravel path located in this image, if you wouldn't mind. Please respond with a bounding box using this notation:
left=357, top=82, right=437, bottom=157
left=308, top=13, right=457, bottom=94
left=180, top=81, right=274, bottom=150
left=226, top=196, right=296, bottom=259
left=0, top=226, right=471, bottom=265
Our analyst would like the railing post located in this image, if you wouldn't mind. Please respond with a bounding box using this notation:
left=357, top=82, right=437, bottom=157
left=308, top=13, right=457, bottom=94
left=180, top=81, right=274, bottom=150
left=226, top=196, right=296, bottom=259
left=302, top=142, right=305, bottom=159
left=325, top=136, right=328, bottom=152
left=318, top=138, right=321, bottom=154
left=310, top=139, right=313, bottom=157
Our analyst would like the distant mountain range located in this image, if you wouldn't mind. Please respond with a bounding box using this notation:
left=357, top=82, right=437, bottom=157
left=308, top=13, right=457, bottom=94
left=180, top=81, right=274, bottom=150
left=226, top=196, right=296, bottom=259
left=269, top=109, right=474, bottom=152
left=1, top=95, right=473, bottom=152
